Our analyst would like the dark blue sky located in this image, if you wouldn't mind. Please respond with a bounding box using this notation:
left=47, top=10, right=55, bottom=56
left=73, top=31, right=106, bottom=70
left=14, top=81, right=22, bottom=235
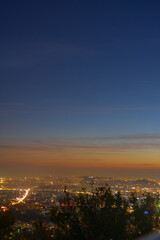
left=1, top=1, right=160, bottom=176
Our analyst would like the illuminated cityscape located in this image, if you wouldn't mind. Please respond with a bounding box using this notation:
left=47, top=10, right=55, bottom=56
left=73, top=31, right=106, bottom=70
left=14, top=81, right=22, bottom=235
left=1, top=0, right=160, bottom=239
left=1, top=176, right=160, bottom=234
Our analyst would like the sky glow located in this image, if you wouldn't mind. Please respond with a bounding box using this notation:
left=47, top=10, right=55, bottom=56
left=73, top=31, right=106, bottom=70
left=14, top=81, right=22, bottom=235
left=1, top=1, right=160, bottom=177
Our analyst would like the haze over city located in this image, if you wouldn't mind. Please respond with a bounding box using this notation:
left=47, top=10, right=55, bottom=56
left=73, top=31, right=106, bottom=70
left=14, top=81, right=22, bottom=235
left=1, top=0, right=160, bottom=178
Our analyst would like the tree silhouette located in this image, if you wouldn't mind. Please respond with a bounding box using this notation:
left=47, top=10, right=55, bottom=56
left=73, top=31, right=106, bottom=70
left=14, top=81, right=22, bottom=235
left=129, top=192, right=157, bottom=238
left=50, top=187, right=159, bottom=240
left=0, top=207, right=15, bottom=239
left=51, top=186, right=129, bottom=240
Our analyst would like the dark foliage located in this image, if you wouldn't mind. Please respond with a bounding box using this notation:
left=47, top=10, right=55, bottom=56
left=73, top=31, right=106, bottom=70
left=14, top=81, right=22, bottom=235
left=50, top=186, right=158, bottom=240
left=0, top=208, right=15, bottom=239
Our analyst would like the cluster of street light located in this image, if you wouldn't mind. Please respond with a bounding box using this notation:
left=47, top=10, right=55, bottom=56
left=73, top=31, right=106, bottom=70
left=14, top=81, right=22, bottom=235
left=12, top=188, right=30, bottom=205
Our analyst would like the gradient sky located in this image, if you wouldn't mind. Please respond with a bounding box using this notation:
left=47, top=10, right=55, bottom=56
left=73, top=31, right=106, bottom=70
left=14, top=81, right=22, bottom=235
left=1, top=0, right=160, bottom=177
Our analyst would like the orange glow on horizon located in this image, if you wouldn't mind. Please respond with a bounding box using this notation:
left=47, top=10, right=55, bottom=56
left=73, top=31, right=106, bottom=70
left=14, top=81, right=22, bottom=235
left=1, top=143, right=160, bottom=174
